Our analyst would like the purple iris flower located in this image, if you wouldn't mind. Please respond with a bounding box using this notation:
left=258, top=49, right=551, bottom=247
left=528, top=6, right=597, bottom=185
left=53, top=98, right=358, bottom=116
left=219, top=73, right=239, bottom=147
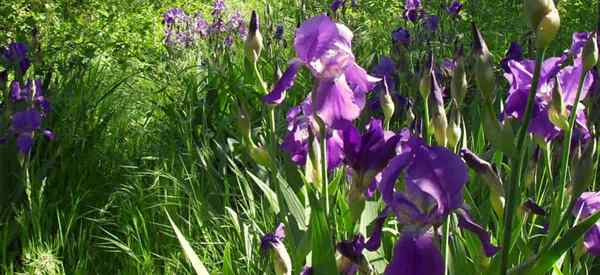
left=568, top=32, right=591, bottom=57
left=424, top=15, right=440, bottom=32
left=385, top=230, right=443, bottom=275
left=404, top=0, right=422, bottom=22
left=163, top=8, right=186, bottom=25
left=343, top=119, right=404, bottom=197
left=281, top=99, right=344, bottom=170
left=337, top=235, right=366, bottom=274
left=572, top=192, right=600, bottom=256
left=503, top=47, right=594, bottom=141
left=331, top=0, right=346, bottom=12
left=373, top=134, right=497, bottom=274
left=442, top=58, right=457, bottom=74
left=368, top=57, right=409, bottom=113
left=11, top=109, right=42, bottom=154
left=10, top=80, right=32, bottom=102
left=300, top=266, right=313, bottom=275
left=447, top=1, right=463, bottom=17
left=274, top=25, right=284, bottom=40
left=391, top=27, right=410, bottom=46
left=261, top=223, right=286, bottom=251
left=1, top=42, right=30, bottom=75
left=263, top=15, right=379, bottom=129
left=194, top=14, right=209, bottom=37
left=211, top=0, right=226, bottom=17
left=500, top=42, right=524, bottom=73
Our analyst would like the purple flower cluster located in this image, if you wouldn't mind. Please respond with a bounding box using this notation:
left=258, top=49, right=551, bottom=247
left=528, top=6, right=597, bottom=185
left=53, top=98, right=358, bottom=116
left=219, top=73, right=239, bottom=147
left=1, top=43, right=54, bottom=154
left=162, top=1, right=246, bottom=49
left=502, top=33, right=595, bottom=142
left=260, top=15, right=498, bottom=274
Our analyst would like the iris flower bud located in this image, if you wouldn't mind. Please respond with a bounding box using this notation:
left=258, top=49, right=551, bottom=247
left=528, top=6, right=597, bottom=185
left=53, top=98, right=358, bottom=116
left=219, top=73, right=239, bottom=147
left=245, top=11, right=263, bottom=64
left=460, top=148, right=505, bottom=217
left=431, top=96, right=448, bottom=147
left=261, top=224, right=292, bottom=275
left=471, top=23, right=496, bottom=103
left=583, top=32, right=599, bottom=72
left=548, top=77, right=569, bottom=130
left=380, top=76, right=395, bottom=122
left=525, top=0, right=560, bottom=51
left=572, top=134, right=597, bottom=199
left=447, top=108, right=462, bottom=149
left=419, top=53, right=437, bottom=100
left=451, top=46, right=468, bottom=107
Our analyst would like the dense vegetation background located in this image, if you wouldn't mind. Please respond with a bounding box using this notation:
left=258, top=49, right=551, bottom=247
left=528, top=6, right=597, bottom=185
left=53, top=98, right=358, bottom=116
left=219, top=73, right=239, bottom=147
left=0, top=0, right=599, bottom=274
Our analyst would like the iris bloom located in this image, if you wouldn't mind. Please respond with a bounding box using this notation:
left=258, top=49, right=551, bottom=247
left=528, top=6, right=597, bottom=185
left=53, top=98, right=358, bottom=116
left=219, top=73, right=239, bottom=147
left=503, top=33, right=595, bottom=142
left=336, top=234, right=380, bottom=274
left=1, top=42, right=30, bottom=75
left=343, top=119, right=404, bottom=197
left=447, top=1, right=463, bottom=17
left=263, top=15, right=379, bottom=129
left=572, top=192, right=600, bottom=256
left=261, top=223, right=292, bottom=275
left=500, top=42, right=524, bottom=73
left=392, top=27, right=410, bottom=46
left=281, top=99, right=344, bottom=170
left=371, top=134, right=497, bottom=274
left=424, top=15, right=440, bottom=32
left=404, top=0, right=422, bottom=22
left=6, top=79, right=53, bottom=154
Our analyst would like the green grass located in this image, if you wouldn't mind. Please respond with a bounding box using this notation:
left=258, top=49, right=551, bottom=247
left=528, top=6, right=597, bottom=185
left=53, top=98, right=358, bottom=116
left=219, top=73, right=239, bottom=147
left=1, top=0, right=600, bottom=274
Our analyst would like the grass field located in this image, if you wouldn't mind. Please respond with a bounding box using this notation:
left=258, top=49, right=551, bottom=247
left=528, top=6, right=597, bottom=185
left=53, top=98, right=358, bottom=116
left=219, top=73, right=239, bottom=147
left=1, top=0, right=600, bottom=274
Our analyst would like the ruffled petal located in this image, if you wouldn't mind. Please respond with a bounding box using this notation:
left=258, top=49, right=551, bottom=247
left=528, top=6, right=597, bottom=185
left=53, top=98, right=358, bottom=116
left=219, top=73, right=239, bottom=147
left=313, top=76, right=363, bottom=128
left=294, top=15, right=339, bottom=62
left=344, top=62, right=380, bottom=94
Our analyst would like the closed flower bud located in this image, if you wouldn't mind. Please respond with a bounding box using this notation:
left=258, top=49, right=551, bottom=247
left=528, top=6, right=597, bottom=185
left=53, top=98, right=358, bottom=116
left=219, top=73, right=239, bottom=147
left=451, top=47, right=468, bottom=106
left=572, top=135, right=597, bottom=198
left=583, top=32, right=599, bottom=72
left=419, top=53, right=435, bottom=100
left=250, top=145, right=272, bottom=167
left=482, top=106, right=515, bottom=157
left=524, top=0, right=556, bottom=31
left=447, top=109, right=462, bottom=149
left=380, top=77, right=395, bottom=121
left=471, top=23, right=496, bottom=103
left=431, top=102, right=448, bottom=147
left=245, top=11, right=263, bottom=64
left=548, top=77, right=569, bottom=130
left=535, top=8, right=560, bottom=51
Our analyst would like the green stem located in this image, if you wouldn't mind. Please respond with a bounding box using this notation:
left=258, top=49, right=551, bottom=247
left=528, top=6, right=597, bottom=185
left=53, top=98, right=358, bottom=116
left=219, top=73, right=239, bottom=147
left=500, top=51, right=545, bottom=275
left=443, top=217, right=451, bottom=275
left=423, top=95, right=431, bottom=144
left=320, top=121, right=329, bottom=216
left=542, top=63, right=588, bottom=250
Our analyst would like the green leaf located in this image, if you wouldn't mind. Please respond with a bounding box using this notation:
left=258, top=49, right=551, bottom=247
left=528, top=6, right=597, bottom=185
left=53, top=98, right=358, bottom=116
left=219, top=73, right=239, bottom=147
left=520, top=211, right=600, bottom=275
left=223, top=243, right=235, bottom=275
left=277, top=174, right=308, bottom=231
left=247, top=171, right=280, bottom=214
left=165, top=210, right=211, bottom=275
left=309, top=191, right=337, bottom=275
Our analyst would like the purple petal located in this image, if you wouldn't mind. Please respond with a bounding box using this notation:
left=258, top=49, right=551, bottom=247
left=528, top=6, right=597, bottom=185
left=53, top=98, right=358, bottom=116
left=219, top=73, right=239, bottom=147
left=261, top=223, right=286, bottom=251
left=456, top=209, right=499, bottom=257
left=43, top=129, right=55, bottom=141
left=344, top=62, right=380, bottom=94
left=385, top=230, right=443, bottom=275
left=405, top=144, right=468, bottom=221
left=337, top=234, right=365, bottom=262
left=300, top=266, right=314, bottom=275
left=263, top=59, right=303, bottom=105
left=294, top=15, right=342, bottom=62
left=558, top=61, right=594, bottom=105
left=16, top=132, right=34, bottom=154
left=11, top=109, right=42, bottom=133
left=572, top=192, right=600, bottom=256
left=313, top=76, right=363, bottom=129
left=365, top=208, right=389, bottom=251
